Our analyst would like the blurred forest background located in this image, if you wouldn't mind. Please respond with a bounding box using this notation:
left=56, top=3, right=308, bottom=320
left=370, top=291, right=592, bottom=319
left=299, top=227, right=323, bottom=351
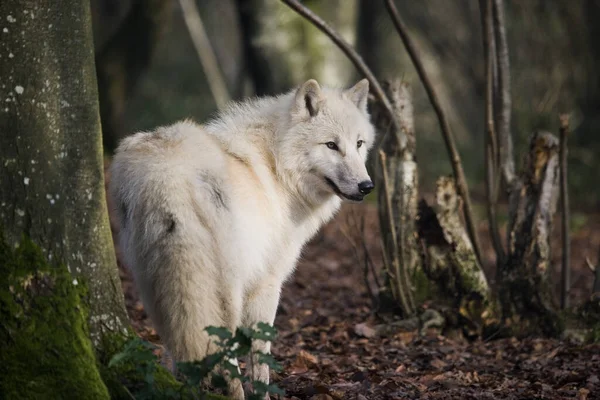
left=94, top=0, right=600, bottom=209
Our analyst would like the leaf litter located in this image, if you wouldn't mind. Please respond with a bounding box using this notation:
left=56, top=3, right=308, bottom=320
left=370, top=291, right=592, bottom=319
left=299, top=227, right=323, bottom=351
left=105, top=163, right=600, bottom=399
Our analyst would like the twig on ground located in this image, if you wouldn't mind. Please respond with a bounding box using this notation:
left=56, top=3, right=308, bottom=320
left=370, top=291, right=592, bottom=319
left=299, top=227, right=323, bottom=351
left=559, top=113, right=571, bottom=308
left=179, top=0, right=231, bottom=109
left=384, top=0, right=483, bottom=265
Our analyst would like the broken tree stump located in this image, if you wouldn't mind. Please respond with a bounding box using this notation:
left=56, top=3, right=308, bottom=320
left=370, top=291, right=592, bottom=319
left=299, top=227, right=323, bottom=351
left=417, top=177, right=493, bottom=336
left=499, top=131, right=562, bottom=336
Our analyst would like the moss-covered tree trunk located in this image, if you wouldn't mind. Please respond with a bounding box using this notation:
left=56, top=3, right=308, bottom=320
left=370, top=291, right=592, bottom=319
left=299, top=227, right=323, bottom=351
left=417, top=177, right=494, bottom=337
left=0, top=0, right=129, bottom=396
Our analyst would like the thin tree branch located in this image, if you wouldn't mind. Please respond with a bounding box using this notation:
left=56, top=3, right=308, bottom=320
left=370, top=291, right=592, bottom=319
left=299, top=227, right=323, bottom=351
left=384, top=0, right=483, bottom=265
left=354, top=209, right=382, bottom=290
left=480, top=0, right=506, bottom=266
left=585, top=251, right=600, bottom=295
left=379, top=236, right=397, bottom=300
left=279, top=0, right=405, bottom=147
left=379, top=150, right=414, bottom=316
left=338, top=215, right=378, bottom=308
left=492, top=0, right=515, bottom=186
left=559, top=113, right=571, bottom=309
left=593, top=246, right=600, bottom=294
left=179, top=0, right=231, bottom=110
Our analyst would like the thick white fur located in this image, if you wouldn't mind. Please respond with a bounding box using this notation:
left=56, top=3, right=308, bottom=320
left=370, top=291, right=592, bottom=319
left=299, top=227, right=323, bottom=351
left=109, top=79, right=375, bottom=398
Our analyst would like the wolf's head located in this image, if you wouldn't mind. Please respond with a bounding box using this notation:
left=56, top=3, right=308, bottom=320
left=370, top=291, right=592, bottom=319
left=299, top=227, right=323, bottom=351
left=277, top=79, right=376, bottom=204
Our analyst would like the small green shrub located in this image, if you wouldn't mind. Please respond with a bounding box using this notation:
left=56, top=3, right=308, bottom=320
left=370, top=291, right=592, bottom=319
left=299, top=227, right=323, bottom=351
left=109, top=323, right=283, bottom=399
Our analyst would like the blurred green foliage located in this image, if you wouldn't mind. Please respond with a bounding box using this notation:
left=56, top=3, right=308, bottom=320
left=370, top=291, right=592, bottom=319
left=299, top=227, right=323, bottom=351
left=116, top=0, right=599, bottom=208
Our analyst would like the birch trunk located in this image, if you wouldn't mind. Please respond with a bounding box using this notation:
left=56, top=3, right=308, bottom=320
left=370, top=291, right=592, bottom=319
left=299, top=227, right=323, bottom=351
left=375, top=80, right=422, bottom=316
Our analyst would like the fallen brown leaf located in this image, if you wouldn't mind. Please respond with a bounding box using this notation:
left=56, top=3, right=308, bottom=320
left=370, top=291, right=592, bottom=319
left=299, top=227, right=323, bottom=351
left=578, top=387, right=590, bottom=400
left=354, top=322, right=376, bottom=338
left=299, top=349, right=319, bottom=366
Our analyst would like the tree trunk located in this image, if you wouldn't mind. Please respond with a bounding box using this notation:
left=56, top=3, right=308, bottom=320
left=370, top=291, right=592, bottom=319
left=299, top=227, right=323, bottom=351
left=237, top=0, right=357, bottom=95
left=374, top=80, right=420, bottom=316
left=195, top=0, right=249, bottom=100
left=93, top=0, right=170, bottom=152
left=0, top=0, right=129, bottom=395
left=499, top=132, right=562, bottom=336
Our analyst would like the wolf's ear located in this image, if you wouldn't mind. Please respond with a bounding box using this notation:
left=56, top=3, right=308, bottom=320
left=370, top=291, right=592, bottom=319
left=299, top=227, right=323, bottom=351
left=345, top=79, right=369, bottom=113
left=294, top=79, right=322, bottom=118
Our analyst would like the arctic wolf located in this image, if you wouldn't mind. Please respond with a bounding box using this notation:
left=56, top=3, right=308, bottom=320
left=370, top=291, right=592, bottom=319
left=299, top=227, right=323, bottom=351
left=109, top=79, right=375, bottom=398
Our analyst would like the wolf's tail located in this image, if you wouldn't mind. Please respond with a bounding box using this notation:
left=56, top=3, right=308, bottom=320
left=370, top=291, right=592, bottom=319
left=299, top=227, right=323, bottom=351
left=108, top=130, right=225, bottom=363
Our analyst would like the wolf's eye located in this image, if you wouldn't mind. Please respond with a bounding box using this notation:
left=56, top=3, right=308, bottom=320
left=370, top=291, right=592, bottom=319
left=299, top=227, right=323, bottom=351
left=326, top=142, right=339, bottom=151
left=357, top=140, right=364, bottom=148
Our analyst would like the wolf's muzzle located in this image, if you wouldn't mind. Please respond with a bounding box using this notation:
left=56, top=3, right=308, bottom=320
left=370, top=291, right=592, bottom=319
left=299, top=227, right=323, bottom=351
left=358, top=180, right=374, bottom=195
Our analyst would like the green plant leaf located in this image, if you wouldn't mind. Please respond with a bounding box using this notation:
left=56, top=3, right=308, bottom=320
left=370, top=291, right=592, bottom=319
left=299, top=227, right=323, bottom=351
left=253, top=322, right=278, bottom=341
left=206, top=326, right=233, bottom=341
left=256, top=352, right=283, bottom=372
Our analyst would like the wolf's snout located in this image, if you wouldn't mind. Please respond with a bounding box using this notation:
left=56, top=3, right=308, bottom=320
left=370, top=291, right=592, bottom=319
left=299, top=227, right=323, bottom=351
left=358, top=180, right=374, bottom=195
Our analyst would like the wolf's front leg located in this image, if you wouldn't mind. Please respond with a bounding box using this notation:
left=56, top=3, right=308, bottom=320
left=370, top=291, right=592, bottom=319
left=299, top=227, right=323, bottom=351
left=242, top=276, right=282, bottom=385
left=219, top=284, right=245, bottom=399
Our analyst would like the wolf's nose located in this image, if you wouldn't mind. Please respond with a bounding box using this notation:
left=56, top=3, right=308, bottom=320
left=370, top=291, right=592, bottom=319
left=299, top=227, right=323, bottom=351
left=358, top=180, right=374, bottom=195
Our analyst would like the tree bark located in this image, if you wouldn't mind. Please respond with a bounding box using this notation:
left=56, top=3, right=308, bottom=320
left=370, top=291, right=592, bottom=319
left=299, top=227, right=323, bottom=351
left=0, top=0, right=128, bottom=347
left=375, top=80, right=420, bottom=316
left=499, top=132, right=562, bottom=336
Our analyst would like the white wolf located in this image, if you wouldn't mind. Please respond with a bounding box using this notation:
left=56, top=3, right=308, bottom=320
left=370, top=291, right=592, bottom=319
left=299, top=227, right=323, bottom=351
left=109, top=79, right=375, bottom=398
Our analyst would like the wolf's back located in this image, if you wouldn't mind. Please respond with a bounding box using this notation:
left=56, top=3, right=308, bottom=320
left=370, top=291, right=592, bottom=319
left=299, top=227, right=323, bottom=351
left=108, top=122, right=226, bottom=362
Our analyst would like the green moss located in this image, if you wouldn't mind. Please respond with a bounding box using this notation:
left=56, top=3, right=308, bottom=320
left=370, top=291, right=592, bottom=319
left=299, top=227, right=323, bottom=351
left=96, top=332, right=181, bottom=399
left=412, top=267, right=437, bottom=306
left=0, top=234, right=109, bottom=400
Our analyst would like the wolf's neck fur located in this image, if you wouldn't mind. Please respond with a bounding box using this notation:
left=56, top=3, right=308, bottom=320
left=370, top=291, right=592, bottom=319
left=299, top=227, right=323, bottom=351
left=203, top=92, right=341, bottom=226
left=204, top=93, right=289, bottom=161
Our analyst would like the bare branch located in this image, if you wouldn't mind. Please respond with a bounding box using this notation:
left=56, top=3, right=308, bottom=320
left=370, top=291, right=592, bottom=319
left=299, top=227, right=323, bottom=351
left=279, top=0, right=404, bottom=146
left=384, top=0, right=483, bottom=265
left=379, top=150, right=414, bottom=315
left=480, top=0, right=499, bottom=171
left=591, top=246, right=600, bottom=295
left=492, top=0, right=515, bottom=186
left=586, top=257, right=596, bottom=273
left=338, top=214, right=378, bottom=308
left=480, top=0, right=506, bottom=266
left=559, top=114, right=571, bottom=309
left=354, top=209, right=382, bottom=290
left=179, top=0, right=231, bottom=110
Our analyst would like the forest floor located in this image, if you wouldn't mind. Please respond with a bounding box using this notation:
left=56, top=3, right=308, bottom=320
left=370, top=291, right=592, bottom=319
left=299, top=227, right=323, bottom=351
left=106, top=165, right=600, bottom=399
